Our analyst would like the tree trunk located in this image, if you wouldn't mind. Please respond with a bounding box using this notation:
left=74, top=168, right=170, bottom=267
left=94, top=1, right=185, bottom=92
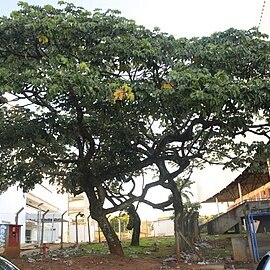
left=170, top=181, right=189, bottom=260
left=95, top=214, right=124, bottom=256
left=190, top=212, right=200, bottom=242
left=130, top=222, right=140, bottom=246
left=127, top=204, right=141, bottom=246
left=85, top=186, right=124, bottom=256
left=174, top=205, right=187, bottom=259
left=127, top=205, right=141, bottom=246
left=172, top=190, right=203, bottom=261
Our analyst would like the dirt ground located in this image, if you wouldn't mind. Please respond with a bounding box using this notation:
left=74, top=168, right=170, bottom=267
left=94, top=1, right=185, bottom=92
left=11, top=255, right=163, bottom=270
left=8, top=236, right=256, bottom=270
left=11, top=255, right=255, bottom=270
left=10, top=254, right=254, bottom=270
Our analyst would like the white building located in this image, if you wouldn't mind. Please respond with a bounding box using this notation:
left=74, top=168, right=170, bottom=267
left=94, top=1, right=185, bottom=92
left=25, top=181, right=69, bottom=245
left=0, top=182, right=99, bottom=246
left=0, top=181, right=69, bottom=245
left=68, top=193, right=96, bottom=243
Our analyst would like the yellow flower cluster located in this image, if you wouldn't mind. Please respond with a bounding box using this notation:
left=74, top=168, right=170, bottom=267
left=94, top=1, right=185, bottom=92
left=113, top=84, right=135, bottom=102
left=37, top=35, right=49, bottom=45
left=161, top=83, right=173, bottom=89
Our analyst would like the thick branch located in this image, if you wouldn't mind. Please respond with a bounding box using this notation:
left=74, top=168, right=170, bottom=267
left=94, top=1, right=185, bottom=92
left=68, top=90, right=95, bottom=163
left=104, top=178, right=163, bottom=214
left=140, top=198, right=174, bottom=211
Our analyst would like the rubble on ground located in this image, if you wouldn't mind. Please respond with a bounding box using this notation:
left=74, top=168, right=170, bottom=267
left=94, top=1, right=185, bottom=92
left=20, top=237, right=250, bottom=270
left=22, top=245, right=110, bottom=263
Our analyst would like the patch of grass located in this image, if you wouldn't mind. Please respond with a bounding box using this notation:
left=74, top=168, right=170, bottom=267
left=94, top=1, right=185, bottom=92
left=80, top=242, right=109, bottom=253
left=81, top=234, right=236, bottom=261
left=80, top=236, right=175, bottom=259
left=200, top=233, right=235, bottom=259
left=122, top=236, right=175, bottom=259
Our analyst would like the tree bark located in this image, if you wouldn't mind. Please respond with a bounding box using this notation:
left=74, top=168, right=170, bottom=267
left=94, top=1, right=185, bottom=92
left=127, top=205, right=141, bottom=246
left=169, top=180, right=189, bottom=260
left=174, top=204, right=187, bottom=260
left=95, top=214, right=124, bottom=256
left=85, top=186, right=124, bottom=256
left=170, top=180, right=203, bottom=261
left=130, top=223, right=140, bottom=246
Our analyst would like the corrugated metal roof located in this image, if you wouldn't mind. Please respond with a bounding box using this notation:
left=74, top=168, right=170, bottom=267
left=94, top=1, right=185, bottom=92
left=202, top=162, right=270, bottom=203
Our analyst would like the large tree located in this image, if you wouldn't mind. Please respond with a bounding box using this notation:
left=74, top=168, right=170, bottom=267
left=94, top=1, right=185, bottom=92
left=1, top=2, right=270, bottom=257
left=0, top=2, right=181, bottom=255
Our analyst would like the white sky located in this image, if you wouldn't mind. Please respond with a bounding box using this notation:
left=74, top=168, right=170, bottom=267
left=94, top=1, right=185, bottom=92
left=1, top=0, right=267, bottom=38
left=1, top=0, right=269, bottom=218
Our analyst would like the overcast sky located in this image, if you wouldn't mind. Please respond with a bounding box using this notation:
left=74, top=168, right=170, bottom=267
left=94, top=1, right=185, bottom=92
left=1, top=0, right=269, bottom=218
left=1, top=0, right=266, bottom=38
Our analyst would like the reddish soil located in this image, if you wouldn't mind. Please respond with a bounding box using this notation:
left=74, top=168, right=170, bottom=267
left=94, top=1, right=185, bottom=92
left=11, top=255, right=162, bottom=270
left=11, top=255, right=256, bottom=270
left=9, top=236, right=256, bottom=270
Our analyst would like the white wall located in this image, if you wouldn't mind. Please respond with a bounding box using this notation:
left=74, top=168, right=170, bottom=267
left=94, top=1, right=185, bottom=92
left=152, top=219, right=174, bottom=236
left=69, top=223, right=95, bottom=243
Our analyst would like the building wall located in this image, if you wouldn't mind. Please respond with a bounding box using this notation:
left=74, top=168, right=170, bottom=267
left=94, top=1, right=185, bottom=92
left=234, top=181, right=270, bottom=204
left=0, top=181, right=69, bottom=245
left=68, top=193, right=97, bottom=242
left=68, top=193, right=89, bottom=217
left=69, top=223, right=95, bottom=243
left=152, top=219, right=174, bottom=236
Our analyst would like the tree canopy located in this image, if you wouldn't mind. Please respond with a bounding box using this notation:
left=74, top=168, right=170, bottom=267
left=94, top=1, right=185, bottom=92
left=0, top=1, right=270, bottom=255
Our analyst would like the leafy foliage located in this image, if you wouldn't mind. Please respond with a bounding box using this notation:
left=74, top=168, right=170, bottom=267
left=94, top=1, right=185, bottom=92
left=0, top=1, right=270, bottom=254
